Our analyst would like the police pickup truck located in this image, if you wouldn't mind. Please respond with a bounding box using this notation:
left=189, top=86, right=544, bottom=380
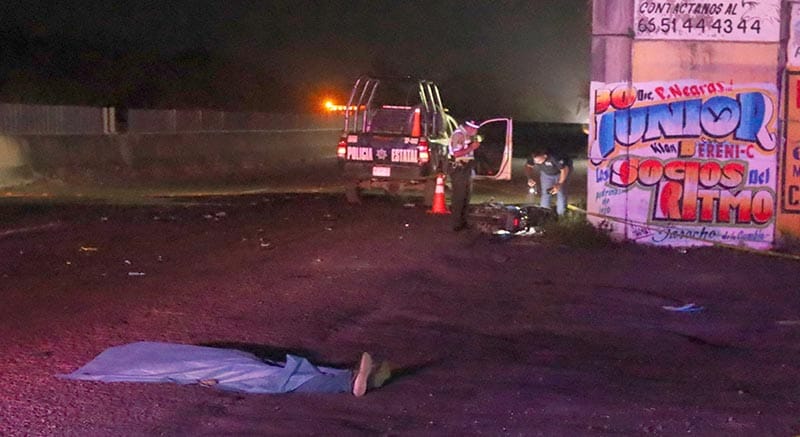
left=337, top=76, right=513, bottom=204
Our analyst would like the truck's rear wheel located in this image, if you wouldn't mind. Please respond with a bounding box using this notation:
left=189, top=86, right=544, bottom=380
left=345, top=182, right=362, bottom=204
left=423, top=178, right=436, bottom=207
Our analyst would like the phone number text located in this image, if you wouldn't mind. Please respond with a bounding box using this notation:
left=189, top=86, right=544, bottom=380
left=636, top=17, right=761, bottom=37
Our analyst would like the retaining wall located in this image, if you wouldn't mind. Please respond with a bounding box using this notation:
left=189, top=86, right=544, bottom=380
left=0, top=128, right=341, bottom=187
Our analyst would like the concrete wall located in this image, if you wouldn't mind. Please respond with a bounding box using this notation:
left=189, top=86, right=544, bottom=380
left=0, top=136, right=33, bottom=187
left=0, top=127, right=341, bottom=188
left=632, top=41, right=780, bottom=82
left=589, top=0, right=784, bottom=249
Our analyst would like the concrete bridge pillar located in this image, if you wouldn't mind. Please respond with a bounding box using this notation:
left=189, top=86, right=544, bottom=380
left=590, top=0, right=788, bottom=249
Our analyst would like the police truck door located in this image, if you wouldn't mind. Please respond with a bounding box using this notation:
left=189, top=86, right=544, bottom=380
left=474, top=118, right=513, bottom=180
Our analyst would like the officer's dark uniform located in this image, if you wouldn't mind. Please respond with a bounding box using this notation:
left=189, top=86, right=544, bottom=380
left=449, top=125, right=478, bottom=231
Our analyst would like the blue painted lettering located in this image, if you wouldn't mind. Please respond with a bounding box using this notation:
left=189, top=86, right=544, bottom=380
left=597, top=92, right=775, bottom=158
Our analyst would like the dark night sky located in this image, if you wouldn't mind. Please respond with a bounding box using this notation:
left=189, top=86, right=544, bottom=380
left=2, top=0, right=591, bottom=122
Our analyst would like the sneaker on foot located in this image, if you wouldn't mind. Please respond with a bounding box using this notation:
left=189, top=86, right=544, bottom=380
left=368, top=360, right=392, bottom=390
left=352, top=352, right=373, bottom=397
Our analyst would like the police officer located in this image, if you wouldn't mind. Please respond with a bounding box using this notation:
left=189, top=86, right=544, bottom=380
left=449, top=120, right=481, bottom=231
left=525, top=149, right=572, bottom=216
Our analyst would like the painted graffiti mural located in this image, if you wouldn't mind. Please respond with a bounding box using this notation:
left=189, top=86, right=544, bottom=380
left=588, top=80, right=778, bottom=248
left=783, top=72, right=800, bottom=214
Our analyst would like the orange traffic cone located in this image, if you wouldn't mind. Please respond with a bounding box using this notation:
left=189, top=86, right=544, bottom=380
left=427, top=173, right=450, bottom=214
left=411, top=108, right=421, bottom=137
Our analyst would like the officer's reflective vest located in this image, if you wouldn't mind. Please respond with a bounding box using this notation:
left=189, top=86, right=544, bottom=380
left=449, top=127, right=474, bottom=162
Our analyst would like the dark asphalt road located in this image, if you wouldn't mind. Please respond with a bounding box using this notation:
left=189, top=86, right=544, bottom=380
left=1, top=170, right=800, bottom=435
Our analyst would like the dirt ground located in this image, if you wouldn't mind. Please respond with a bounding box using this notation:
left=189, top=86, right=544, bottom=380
left=1, top=171, right=800, bottom=435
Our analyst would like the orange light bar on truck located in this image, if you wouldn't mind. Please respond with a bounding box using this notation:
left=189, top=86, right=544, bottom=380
left=325, top=101, right=365, bottom=112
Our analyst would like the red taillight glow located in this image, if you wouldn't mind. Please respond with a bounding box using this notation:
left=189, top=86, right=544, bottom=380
left=513, top=217, right=521, bottom=228
left=417, top=138, right=429, bottom=163
left=337, top=140, right=347, bottom=158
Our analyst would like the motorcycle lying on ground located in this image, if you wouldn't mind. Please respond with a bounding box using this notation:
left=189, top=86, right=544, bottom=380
left=466, top=184, right=557, bottom=235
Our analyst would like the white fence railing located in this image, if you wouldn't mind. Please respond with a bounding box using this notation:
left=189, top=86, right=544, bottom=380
left=0, top=103, right=341, bottom=135
left=125, top=109, right=340, bottom=133
left=0, top=103, right=113, bottom=135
